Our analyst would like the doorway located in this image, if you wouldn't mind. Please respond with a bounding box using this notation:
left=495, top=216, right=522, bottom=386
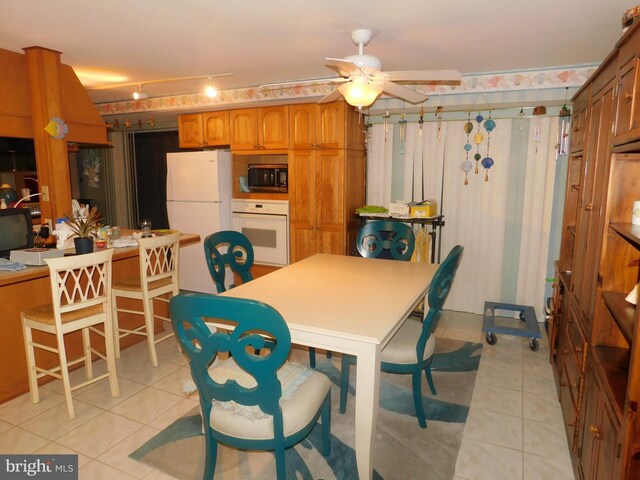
left=133, top=131, right=180, bottom=229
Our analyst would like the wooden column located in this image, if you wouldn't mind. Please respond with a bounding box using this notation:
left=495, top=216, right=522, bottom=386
left=24, top=46, right=72, bottom=224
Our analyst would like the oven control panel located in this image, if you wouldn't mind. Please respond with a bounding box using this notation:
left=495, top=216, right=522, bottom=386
left=231, top=199, right=289, bottom=215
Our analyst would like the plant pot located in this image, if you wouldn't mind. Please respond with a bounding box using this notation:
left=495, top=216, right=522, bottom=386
left=74, top=237, right=94, bottom=255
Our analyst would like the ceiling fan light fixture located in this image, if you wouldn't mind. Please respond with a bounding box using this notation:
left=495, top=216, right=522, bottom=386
left=338, top=82, right=382, bottom=108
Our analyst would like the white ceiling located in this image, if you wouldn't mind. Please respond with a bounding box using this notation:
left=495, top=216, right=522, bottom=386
left=0, top=0, right=633, bottom=107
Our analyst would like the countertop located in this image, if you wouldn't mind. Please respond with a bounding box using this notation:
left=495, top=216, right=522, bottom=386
left=0, top=231, right=199, bottom=288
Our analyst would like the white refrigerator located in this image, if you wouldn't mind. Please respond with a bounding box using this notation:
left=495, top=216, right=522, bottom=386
left=166, top=150, right=232, bottom=293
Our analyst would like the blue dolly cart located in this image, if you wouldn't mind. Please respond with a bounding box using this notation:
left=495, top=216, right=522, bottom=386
left=482, top=301, right=542, bottom=351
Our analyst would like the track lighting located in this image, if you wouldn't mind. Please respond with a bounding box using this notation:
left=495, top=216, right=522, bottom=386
left=132, top=85, right=148, bottom=100
left=205, top=76, right=217, bottom=98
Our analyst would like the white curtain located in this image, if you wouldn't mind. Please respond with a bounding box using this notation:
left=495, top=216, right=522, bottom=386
left=365, top=115, right=560, bottom=318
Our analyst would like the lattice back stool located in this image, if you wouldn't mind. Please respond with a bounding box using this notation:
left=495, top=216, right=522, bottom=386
left=21, top=248, right=120, bottom=420
left=112, top=231, right=181, bottom=367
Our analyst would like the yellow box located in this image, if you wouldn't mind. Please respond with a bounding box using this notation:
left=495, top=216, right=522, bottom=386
left=410, top=200, right=437, bottom=218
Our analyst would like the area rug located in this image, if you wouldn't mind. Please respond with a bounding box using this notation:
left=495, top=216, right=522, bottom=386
left=130, top=337, right=482, bottom=480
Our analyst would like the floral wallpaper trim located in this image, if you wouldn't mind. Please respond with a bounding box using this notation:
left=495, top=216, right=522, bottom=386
left=96, top=65, right=597, bottom=116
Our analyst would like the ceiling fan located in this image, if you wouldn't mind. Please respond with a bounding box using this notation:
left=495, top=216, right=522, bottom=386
left=318, top=29, right=462, bottom=109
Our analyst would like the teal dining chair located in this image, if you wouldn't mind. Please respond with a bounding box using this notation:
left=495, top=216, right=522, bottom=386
left=204, top=230, right=254, bottom=293
left=311, top=220, right=416, bottom=367
left=339, top=245, right=464, bottom=428
left=356, top=220, right=415, bottom=260
left=170, top=293, right=331, bottom=480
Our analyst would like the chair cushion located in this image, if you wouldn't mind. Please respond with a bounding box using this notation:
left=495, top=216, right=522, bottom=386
left=381, top=317, right=436, bottom=364
left=112, top=275, right=172, bottom=292
left=22, top=303, right=105, bottom=325
left=208, top=358, right=331, bottom=440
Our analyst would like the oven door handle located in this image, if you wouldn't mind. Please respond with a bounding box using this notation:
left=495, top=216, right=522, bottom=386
left=232, top=212, right=287, bottom=219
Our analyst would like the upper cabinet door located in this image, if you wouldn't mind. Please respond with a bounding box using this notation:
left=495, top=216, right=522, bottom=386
left=259, top=106, right=289, bottom=149
left=230, top=108, right=259, bottom=150
left=178, top=114, right=204, bottom=148
left=615, top=58, right=638, bottom=137
left=289, top=103, right=317, bottom=149
left=316, top=102, right=345, bottom=149
left=203, top=111, right=230, bottom=146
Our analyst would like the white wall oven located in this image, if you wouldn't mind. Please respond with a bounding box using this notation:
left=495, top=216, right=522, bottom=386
left=231, top=199, right=289, bottom=266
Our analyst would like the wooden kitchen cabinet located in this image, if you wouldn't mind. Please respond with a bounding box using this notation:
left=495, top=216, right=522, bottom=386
left=289, top=101, right=365, bottom=263
left=289, top=148, right=365, bottom=262
left=290, top=101, right=365, bottom=150
left=230, top=106, right=289, bottom=150
left=178, top=111, right=230, bottom=148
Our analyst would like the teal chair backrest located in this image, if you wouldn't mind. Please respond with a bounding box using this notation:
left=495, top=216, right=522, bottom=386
left=171, top=293, right=290, bottom=418
left=204, top=231, right=254, bottom=293
left=356, top=220, right=415, bottom=261
left=419, top=245, right=464, bottom=350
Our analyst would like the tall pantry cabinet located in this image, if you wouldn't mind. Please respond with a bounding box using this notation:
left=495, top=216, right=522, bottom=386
left=551, top=21, right=640, bottom=480
left=288, top=102, right=366, bottom=262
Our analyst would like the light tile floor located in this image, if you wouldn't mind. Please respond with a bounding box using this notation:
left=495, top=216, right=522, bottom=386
left=0, top=310, right=575, bottom=480
left=437, top=311, right=576, bottom=480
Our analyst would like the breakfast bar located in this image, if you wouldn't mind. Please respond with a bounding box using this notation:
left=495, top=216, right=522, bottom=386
left=0, top=232, right=199, bottom=404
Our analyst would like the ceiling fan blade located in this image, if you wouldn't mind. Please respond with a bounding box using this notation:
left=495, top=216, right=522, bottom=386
left=381, top=69, right=462, bottom=85
left=317, top=88, right=343, bottom=104
left=325, top=57, right=364, bottom=77
left=380, top=81, right=428, bottom=104
left=259, top=77, right=346, bottom=89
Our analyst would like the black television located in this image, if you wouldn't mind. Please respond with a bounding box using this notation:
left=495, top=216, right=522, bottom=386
left=0, top=208, right=34, bottom=259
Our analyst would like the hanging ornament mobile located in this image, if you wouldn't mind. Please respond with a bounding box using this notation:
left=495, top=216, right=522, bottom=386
left=473, top=113, right=484, bottom=174
left=435, top=106, right=443, bottom=142
left=418, top=105, right=425, bottom=138
left=462, top=112, right=473, bottom=185
left=382, top=110, right=391, bottom=135
left=481, top=110, right=496, bottom=182
left=399, top=104, right=407, bottom=142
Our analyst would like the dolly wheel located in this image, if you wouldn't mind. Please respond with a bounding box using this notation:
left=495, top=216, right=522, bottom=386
left=519, top=311, right=526, bottom=321
left=529, top=338, right=539, bottom=351
left=486, top=332, right=497, bottom=345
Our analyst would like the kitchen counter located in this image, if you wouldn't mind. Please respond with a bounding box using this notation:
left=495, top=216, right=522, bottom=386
left=0, top=231, right=199, bottom=288
left=0, top=231, right=199, bottom=404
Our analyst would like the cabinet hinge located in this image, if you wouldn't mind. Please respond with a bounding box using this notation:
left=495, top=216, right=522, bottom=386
left=616, top=442, right=622, bottom=458
left=612, top=118, right=616, bottom=135
left=577, top=446, right=582, bottom=458
left=614, top=82, right=619, bottom=98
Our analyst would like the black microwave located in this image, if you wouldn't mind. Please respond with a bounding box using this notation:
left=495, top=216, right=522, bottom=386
left=247, top=164, right=288, bottom=192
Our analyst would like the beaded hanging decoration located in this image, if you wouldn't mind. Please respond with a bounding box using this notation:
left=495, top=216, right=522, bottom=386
left=481, top=110, right=496, bottom=181
left=461, top=112, right=473, bottom=185
left=461, top=110, right=497, bottom=184
left=418, top=105, right=425, bottom=138
left=473, top=113, right=484, bottom=174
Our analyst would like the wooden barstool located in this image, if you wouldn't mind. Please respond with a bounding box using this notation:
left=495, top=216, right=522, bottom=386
left=111, top=232, right=180, bottom=367
left=21, top=248, right=120, bottom=420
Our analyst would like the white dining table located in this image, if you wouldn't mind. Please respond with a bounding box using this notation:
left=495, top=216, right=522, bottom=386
left=219, top=253, right=438, bottom=479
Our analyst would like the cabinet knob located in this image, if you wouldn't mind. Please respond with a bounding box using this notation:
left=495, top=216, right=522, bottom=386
left=625, top=92, right=634, bottom=103
left=590, top=425, right=602, bottom=439
left=574, top=345, right=582, bottom=353
left=585, top=204, right=594, bottom=211
left=567, top=419, right=575, bottom=427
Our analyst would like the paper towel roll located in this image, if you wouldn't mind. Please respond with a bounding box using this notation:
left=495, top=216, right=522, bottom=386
left=633, top=201, right=640, bottom=225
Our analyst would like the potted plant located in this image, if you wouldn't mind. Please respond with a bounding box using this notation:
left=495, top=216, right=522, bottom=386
left=63, top=205, right=102, bottom=254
